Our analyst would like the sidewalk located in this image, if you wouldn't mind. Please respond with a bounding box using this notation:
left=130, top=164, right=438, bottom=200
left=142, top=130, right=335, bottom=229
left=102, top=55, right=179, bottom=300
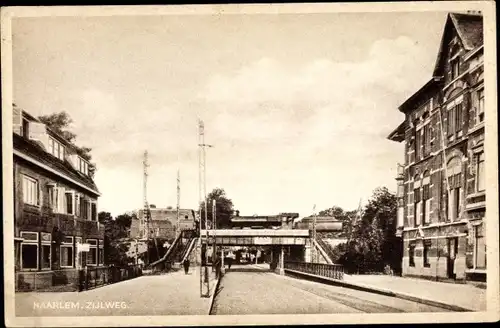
left=342, top=274, right=486, bottom=312
left=16, top=266, right=218, bottom=317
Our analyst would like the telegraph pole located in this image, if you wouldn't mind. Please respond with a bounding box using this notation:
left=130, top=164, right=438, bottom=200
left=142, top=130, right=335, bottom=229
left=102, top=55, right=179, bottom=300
left=312, top=204, right=317, bottom=263
left=212, top=199, right=217, bottom=267
left=198, top=119, right=213, bottom=298
left=143, top=150, right=150, bottom=265
left=176, top=169, right=181, bottom=237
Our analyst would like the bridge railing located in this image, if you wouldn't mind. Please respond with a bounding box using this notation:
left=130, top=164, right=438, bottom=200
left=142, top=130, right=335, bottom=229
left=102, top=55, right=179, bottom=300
left=284, top=261, right=344, bottom=280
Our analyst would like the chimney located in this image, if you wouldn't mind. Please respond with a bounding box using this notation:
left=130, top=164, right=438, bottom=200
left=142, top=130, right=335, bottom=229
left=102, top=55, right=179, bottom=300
left=13, top=105, right=22, bottom=136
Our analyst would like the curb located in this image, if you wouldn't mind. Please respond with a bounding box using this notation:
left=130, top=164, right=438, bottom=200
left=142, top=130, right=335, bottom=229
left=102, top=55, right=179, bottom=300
left=208, top=274, right=222, bottom=315
left=284, top=269, right=473, bottom=312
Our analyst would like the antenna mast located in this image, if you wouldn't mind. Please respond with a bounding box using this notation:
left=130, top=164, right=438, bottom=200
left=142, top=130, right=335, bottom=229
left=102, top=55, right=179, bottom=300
left=143, top=150, right=150, bottom=263
left=177, top=169, right=181, bottom=237
left=198, top=119, right=213, bottom=297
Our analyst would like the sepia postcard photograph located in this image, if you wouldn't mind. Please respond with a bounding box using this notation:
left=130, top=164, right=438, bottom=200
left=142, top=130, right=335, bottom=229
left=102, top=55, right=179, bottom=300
left=1, top=2, right=499, bottom=327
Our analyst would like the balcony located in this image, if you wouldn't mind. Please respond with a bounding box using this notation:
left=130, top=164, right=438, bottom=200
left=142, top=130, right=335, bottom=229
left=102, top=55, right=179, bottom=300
left=396, top=164, right=404, bottom=181
left=18, top=209, right=104, bottom=238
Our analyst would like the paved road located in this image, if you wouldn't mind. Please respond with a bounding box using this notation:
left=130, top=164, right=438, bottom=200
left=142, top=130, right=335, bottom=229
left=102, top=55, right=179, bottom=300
left=211, top=264, right=452, bottom=314
left=16, top=266, right=216, bottom=317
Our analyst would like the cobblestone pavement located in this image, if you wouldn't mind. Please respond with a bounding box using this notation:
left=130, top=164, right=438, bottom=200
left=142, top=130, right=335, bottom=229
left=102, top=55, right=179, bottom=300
left=16, top=266, right=216, bottom=317
left=211, top=264, right=452, bottom=314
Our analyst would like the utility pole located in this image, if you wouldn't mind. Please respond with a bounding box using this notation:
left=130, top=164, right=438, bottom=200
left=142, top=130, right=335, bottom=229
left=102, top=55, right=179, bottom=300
left=143, top=150, right=150, bottom=265
left=212, top=199, right=216, bottom=267
left=177, top=169, right=181, bottom=237
left=198, top=119, right=213, bottom=298
left=312, top=204, right=317, bottom=263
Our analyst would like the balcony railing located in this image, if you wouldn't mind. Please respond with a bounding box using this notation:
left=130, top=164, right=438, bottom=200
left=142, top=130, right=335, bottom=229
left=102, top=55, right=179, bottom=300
left=18, top=209, right=104, bottom=237
left=284, top=261, right=344, bottom=280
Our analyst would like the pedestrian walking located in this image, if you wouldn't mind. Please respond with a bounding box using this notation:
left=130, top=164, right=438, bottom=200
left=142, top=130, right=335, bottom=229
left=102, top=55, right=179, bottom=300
left=227, top=257, right=232, bottom=270
left=183, top=258, right=190, bottom=274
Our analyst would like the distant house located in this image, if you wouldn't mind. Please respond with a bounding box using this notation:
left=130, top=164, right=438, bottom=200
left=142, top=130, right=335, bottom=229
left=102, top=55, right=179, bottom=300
left=129, top=206, right=197, bottom=240
left=13, top=106, right=103, bottom=290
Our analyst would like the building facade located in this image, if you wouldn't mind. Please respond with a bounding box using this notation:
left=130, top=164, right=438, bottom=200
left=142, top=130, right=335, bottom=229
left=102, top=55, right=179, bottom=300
left=129, top=206, right=197, bottom=241
left=13, top=106, right=104, bottom=290
left=388, top=12, right=485, bottom=282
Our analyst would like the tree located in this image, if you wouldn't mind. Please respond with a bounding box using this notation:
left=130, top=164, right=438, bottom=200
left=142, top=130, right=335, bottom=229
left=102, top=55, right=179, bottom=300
left=99, top=211, right=135, bottom=266
left=38, top=111, right=93, bottom=161
left=199, top=188, right=234, bottom=229
left=330, top=187, right=399, bottom=274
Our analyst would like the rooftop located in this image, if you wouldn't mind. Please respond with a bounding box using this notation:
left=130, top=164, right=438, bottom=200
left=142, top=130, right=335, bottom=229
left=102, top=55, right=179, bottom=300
left=13, top=133, right=99, bottom=195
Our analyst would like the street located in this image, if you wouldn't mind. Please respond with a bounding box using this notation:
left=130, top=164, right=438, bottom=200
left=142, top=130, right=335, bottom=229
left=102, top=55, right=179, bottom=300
left=211, top=264, right=452, bottom=314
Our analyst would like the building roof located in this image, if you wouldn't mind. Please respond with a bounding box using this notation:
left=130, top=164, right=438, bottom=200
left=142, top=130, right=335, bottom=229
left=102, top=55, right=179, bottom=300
left=433, top=12, right=483, bottom=77
left=13, top=133, right=99, bottom=195
left=387, top=121, right=406, bottom=142
left=398, top=77, right=443, bottom=113
left=138, top=208, right=196, bottom=221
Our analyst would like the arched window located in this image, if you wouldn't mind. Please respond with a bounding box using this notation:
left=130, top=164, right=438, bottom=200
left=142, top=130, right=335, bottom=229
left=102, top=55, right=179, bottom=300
left=422, top=171, right=431, bottom=225
left=447, top=157, right=462, bottom=221
left=414, top=174, right=421, bottom=227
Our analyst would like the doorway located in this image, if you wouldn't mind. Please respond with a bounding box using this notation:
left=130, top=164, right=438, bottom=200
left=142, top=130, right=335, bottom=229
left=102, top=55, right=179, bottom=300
left=447, top=237, right=458, bottom=279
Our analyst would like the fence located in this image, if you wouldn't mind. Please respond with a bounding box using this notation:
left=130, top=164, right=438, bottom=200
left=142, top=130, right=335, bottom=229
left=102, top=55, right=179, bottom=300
left=16, top=265, right=142, bottom=292
left=79, top=265, right=142, bottom=291
left=284, top=261, right=344, bottom=280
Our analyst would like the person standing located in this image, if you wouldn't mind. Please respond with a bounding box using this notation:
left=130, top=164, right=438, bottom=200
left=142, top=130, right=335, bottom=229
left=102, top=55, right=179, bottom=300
left=183, top=258, right=190, bottom=274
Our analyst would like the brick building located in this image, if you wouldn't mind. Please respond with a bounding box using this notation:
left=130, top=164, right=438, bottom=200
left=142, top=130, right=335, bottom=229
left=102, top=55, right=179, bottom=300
left=129, top=206, right=197, bottom=241
left=13, top=106, right=104, bottom=290
left=388, top=12, right=485, bottom=282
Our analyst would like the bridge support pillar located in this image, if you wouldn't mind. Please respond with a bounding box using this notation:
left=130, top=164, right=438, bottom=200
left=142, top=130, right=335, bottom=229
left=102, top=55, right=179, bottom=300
left=221, top=249, right=225, bottom=274
left=279, top=246, right=285, bottom=276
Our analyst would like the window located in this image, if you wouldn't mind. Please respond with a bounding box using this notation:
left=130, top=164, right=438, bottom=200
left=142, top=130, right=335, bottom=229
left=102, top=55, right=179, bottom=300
left=60, top=236, right=74, bottom=268
left=451, top=58, right=460, bottom=80
left=447, top=157, right=462, bottom=221
left=414, top=177, right=421, bottom=227
left=22, top=175, right=39, bottom=206
left=65, top=191, right=74, bottom=214
left=447, top=107, right=455, bottom=136
left=98, top=240, right=104, bottom=265
left=422, top=172, right=431, bottom=226
left=455, top=103, right=463, bottom=133
left=477, top=152, right=485, bottom=192
left=20, top=232, right=38, bottom=270
left=423, top=241, right=431, bottom=267
left=415, top=128, right=421, bottom=160
left=91, top=202, right=97, bottom=221
left=41, top=232, right=51, bottom=270
left=423, top=124, right=431, bottom=157
left=78, top=157, right=89, bottom=175
left=475, top=224, right=486, bottom=269
left=477, top=89, right=484, bottom=122
left=409, top=243, right=416, bottom=267
left=49, top=137, right=65, bottom=160
left=87, top=239, right=98, bottom=266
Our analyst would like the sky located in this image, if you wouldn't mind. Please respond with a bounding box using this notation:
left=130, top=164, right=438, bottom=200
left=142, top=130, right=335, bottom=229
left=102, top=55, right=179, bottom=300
left=11, top=11, right=448, bottom=218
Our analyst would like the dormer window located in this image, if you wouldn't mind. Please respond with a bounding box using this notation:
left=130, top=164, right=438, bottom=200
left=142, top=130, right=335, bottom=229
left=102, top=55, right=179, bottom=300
left=48, top=137, right=65, bottom=161
left=78, top=157, right=89, bottom=175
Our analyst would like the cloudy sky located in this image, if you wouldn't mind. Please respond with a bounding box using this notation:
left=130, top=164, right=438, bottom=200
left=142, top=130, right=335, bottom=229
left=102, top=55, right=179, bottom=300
left=12, top=10, right=448, bottom=218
